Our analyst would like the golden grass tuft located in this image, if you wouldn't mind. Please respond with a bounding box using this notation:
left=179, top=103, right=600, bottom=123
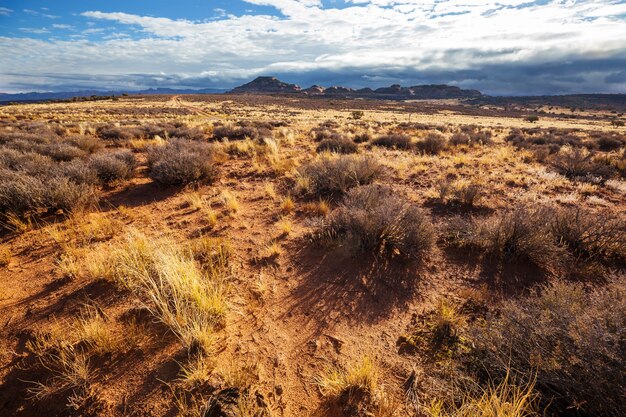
left=76, top=306, right=120, bottom=355
left=219, top=189, right=240, bottom=215
left=428, top=374, right=537, bottom=417
left=0, top=245, right=11, bottom=267
left=316, top=356, right=379, bottom=398
left=94, top=229, right=228, bottom=352
left=280, top=195, right=295, bottom=214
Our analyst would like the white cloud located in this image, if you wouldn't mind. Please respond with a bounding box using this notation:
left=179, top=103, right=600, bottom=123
left=0, top=7, right=13, bottom=16
left=1, top=1, right=625, bottom=94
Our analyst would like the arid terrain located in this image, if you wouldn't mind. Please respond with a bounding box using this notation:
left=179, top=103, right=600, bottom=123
left=0, top=94, right=624, bottom=417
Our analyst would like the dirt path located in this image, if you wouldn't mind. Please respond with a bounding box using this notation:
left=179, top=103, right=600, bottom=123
left=169, top=95, right=224, bottom=120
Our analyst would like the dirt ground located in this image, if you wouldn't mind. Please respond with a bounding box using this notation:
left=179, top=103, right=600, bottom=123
left=0, top=94, right=624, bottom=417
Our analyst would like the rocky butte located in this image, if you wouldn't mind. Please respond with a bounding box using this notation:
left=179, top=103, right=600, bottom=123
left=229, top=76, right=483, bottom=100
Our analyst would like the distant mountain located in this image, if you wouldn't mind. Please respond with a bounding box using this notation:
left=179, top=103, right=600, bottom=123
left=0, top=87, right=227, bottom=103
left=229, top=77, right=483, bottom=99
left=230, top=76, right=301, bottom=94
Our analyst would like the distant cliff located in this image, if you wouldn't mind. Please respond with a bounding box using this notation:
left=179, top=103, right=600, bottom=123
left=229, top=77, right=483, bottom=99
left=230, top=76, right=302, bottom=94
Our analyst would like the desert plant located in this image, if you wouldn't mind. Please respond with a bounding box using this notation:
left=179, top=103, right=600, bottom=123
left=550, top=207, right=625, bottom=265
left=428, top=374, right=538, bottom=417
left=372, top=134, right=412, bottom=150
left=437, top=178, right=482, bottom=207
left=295, top=154, right=383, bottom=196
left=550, top=147, right=615, bottom=182
left=416, top=132, right=447, bottom=155
left=89, top=150, right=136, bottom=185
left=148, top=140, right=220, bottom=186
left=100, top=230, right=228, bottom=352
left=471, top=280, right=625, bottom=416
left=0, top=168, right=47, bottom=215
left=317, top=356, right=379, bottom=398
left=326, top=184, right=435, bottom=259
left=445, top=207, right=568, bottom=271
left=316, top=136, right=358, bottom=154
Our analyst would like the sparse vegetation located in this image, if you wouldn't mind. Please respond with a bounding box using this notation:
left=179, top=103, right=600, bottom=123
left=444, top=207, right=569, bottom=272
left=295, top=154, right=383, bottom=196
left=471, top=280, right=625, bottom=416
left=148, top=140, right=220, bottom=186
left=324, top=184, right=435, bottom=260
left=1, top=91, right=624, bottom=417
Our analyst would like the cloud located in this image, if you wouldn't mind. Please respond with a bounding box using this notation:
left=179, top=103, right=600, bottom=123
left=0, top=7, right=13, bottom=16
left=1, top=1, right=626, bottom=94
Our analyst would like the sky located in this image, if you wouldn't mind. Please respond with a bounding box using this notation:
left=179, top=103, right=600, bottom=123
left=0, top=0, right=625, bottom=95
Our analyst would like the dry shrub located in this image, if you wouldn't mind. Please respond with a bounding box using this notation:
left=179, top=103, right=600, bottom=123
left=353, top=131, right=373, bottom=144
left=148, top=140, right=220, bottom=186
left=326, top=184, right=435, bottom=260
left=471, top=280, right=625, bottom=416
left=416, top=132, right=447, bottom=155
left=590, top=132, right=624, bottom=151
left=39, top=142, right=86, bottom=162
left=372, top=134, right=412, bottom=149
left=550, top=207, right=625, bottom=266
left=67, top=135, right=103, bottom=154
left=212, top=124, right=263, bottom=141
left=0, top=168, right=47, bottom=215
left=445, top=207, right=568, bottom=271
left=295, top=154, right=383, bottom=197
left=550, top=147, right=615, bottom=182
left=316, top=135, right=358, bottom=154
left=97, top=125, right=142, bottom=142
left=437, top=178, right=482, bottom=207
left=89, top=150, right=136, bottom=185
left=450, top=131, right=493, bottom=147
left=46, top=177, right=97, bottom=213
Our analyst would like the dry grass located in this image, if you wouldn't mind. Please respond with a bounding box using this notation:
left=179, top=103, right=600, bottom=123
left=95, top=229, right=229, bottom=352
left=429, top=374, right=537, bottom=417
left=0, top=244, right=11, bottom=266
left=76, top=306, right=121, bottom=355
left=317, top=356, right=379, bottom=398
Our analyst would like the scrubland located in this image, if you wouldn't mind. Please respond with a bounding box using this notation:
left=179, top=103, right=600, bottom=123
left=0, top=94, right=624, bottom=417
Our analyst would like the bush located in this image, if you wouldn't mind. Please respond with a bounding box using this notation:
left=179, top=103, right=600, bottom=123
left=445, top=207, right=568, bottom=271
left=148, top=140, right=220, bottom=186
left=39, top=142, right=86, bottom=161
left=316, top=136, right=358, bottom=154
left=0, top=169, right=47, bottom=215
left=372, top=134, right=412, bottom=149
left=524, top=115, right=539, bottom=123
left=46, top=177, right=97, bottom=213
left=416, top=132, right=447, bottom=154
left=353, top=132, right=372, bottom=144
left=550, top=207, right=625, bottom=265
left=212, top=125, right=261, bottom=141
left=550, top=148, right=615, bottom=182
left=89, top=150, right=137, bottom=185
left=54, top=159, right=99, bottom=186
left=326, top=184, right=435, bottom=259
left=67, top=135, right=103, bottom=154
left=97, top=125, right=142, bottom=142
left=591, top=132, right=624, bottom=151
left=450, top=130, right=493, bottom=147
left=471, top=280, right=625, bottom=416
left=295, top=154, right=383, bottom=196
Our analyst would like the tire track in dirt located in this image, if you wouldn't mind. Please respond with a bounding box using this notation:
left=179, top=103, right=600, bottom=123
left=170, top=95, right=224, bottom=120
